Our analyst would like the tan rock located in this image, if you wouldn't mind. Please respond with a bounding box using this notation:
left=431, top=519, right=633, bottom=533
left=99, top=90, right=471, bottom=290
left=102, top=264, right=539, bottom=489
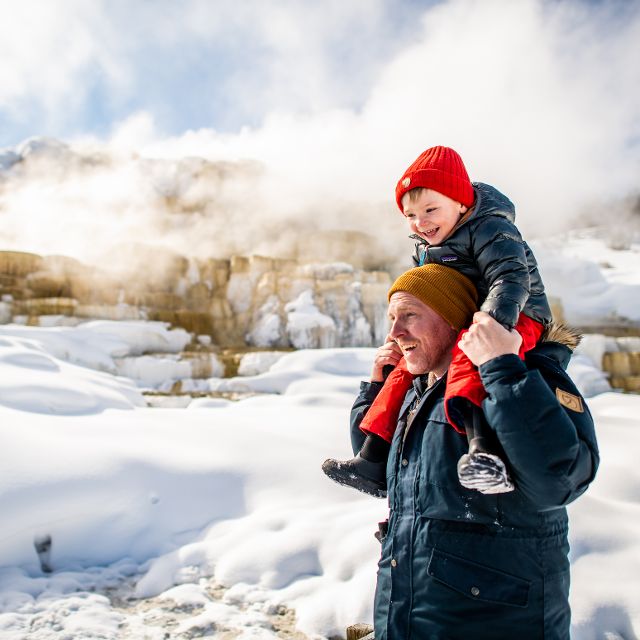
left=248, top=255, right=274, bottom=274
left=42, top=254, right=89, bottom=276
left=75, top=304, right=142, bottom=321
left=0, top=251, right=43, bottom=277
left=254, top=272, right=278, bottom=308
left=230, top=256, right=250, bottom=273
left=25, top=272, right=70, bottom=298
left=609, top=375, right=640, bottom=393
left=148, top=309, right=215, bottom=337
left=603, top=351, right=640, bottom=377
left=209, top=297, right=233, bottom=319
left=16, top=297, right=77, bottom=316
left=135, top=292, right=185, bottom=310
left=186, top=283, right=212, bottom=311
left=276, top=275, right=314, bottom=303
left=68, top=275, right=123, bottom=305
left=199, top=258, right=230, bottom=291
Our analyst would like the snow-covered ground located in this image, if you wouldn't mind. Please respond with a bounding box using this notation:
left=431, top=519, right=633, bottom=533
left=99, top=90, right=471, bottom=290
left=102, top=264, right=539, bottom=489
left=533, top=229, right=640, bottom=326
left=1, top=233, right=640, bottom=639
left=0, top=341, right=386, bottom=639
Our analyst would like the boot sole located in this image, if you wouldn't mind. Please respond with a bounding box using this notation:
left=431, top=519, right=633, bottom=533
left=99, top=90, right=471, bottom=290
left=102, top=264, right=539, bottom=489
left=457, top=452, right=515, bottom=494
left=322, top=460, right=387, bottom=499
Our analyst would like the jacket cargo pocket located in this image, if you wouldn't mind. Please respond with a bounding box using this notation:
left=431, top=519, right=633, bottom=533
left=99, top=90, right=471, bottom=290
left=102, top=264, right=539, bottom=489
left=427, top=548, right=530, bottom=608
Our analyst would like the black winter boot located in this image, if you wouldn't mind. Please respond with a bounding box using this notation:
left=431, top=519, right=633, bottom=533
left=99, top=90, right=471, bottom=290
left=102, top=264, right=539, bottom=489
left=322, top=434, right=389, bottom=499
left=322, top=454, right=387, bottom=498
left=456, top=403, right=515, bottom=494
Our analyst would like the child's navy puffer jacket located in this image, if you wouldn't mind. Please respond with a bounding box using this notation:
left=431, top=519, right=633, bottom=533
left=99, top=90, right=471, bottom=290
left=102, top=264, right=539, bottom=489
left=412, top=182, right=552, bottom=330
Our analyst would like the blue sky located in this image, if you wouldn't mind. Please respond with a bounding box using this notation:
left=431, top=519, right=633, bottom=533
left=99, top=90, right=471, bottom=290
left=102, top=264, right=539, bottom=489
left=0, top=0, right=637, bottom=153
left=0, top=0, right=434, bottom=147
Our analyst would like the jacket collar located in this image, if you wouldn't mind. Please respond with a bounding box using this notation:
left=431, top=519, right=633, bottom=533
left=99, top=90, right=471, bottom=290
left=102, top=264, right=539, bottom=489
left=529, top=322, right=582, bottom=370
left=528, top=341, right=573, bottom=370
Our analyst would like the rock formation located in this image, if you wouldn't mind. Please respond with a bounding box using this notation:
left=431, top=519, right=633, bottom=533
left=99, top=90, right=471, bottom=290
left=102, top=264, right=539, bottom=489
left=0, top=249, right=391, bottom=349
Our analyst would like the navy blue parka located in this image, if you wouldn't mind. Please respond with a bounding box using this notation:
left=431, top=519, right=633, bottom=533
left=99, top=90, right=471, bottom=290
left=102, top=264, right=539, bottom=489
left=350, top=329, right=598, bottom=639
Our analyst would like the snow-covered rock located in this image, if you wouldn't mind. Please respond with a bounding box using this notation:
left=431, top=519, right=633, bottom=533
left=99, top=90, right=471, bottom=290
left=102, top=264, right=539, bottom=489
left=237, top=351, right=287, bottom=376
left=285, top=290, right=337, bottom=349
left=0, top=249, right=392, bottom=350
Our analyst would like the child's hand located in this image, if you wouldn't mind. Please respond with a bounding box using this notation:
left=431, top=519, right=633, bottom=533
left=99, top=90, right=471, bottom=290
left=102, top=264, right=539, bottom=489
left=371, top=335, right=404, bottom=382
left=458, top=312, right=523, bottom=366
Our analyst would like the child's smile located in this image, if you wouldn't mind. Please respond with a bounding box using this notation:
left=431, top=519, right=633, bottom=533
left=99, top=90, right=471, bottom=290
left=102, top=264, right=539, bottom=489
left=402, top=188, right=466, bottom=246
left=419, top=224, right=441, bottom=241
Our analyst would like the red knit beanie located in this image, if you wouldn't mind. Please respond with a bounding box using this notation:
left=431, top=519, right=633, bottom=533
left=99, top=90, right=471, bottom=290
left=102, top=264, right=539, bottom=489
left=395, top=146, right=475, bottom=212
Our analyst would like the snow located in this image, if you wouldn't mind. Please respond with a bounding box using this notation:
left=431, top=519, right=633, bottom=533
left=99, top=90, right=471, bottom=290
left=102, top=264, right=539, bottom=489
left=0, top=337, right=384, bottom=638
left=0, top=235, right=640, bottom=638
left=0, top=334, right=145, bottom=413
left=249, top=296, right=283, bottom=347
left=534, top=231, right=640, bottom=325
left=115, top=353, right=223, bottom=390
left=0, top=320, right=190, bottom=373
left=565, top=353, right=611, bottom=398
left=238, top=351, right=287, bottom=376
left=285, top=290, right=336, bottom=349
left=0, top=321, right=221, bottom=393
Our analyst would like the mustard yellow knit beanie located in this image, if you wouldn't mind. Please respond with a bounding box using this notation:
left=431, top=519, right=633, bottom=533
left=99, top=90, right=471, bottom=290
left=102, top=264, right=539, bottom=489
left=388, top=264, right=478, bottom=331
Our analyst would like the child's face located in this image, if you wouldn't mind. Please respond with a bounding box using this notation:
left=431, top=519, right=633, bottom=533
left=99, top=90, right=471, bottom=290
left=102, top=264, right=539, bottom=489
left=402, top=189, right=465, bottom=246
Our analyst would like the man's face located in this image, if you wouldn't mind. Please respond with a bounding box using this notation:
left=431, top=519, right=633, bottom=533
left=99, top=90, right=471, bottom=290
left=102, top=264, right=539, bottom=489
left=402, top=188, right=464, bottom=246
left=388, top=291, right=458, bottom=376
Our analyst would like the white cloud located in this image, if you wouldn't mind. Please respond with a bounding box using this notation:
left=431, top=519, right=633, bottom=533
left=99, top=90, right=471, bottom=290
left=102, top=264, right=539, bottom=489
left=0, top=0, right=638, bottom=268
left=0, top=0, right=128, bottom=125
left=0, top=0, right=400, bottom=138
left=116, top=0, right=640, bottom=233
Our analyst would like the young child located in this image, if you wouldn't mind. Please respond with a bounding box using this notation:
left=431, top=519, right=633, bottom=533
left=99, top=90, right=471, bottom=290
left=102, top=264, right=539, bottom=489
left=322, top=145, right=552, bottom=497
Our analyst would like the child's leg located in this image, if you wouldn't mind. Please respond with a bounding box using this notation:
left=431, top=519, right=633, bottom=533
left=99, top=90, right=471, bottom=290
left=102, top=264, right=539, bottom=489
left=448, top=315, right=544, bottom=493
left=447, top=343, right=514, bottom=493
left=445, top=315, right=544, bottom=428
left=321, top=359, right=415, bottom=499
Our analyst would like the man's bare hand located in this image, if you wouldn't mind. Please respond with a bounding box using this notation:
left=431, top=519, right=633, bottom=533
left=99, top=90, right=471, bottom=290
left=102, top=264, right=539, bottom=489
left=371, top=335, right=404, bottom=382
left=458, top=311, right=523, bottom=366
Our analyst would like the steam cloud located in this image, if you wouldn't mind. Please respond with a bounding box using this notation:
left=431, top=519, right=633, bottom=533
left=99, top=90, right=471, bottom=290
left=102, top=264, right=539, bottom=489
left=1, top=0, right=639, bottom=272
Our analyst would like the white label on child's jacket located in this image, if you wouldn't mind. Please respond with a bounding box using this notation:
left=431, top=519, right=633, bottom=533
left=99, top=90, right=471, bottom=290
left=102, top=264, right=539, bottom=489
left=556, top=388, right=584, bottom=413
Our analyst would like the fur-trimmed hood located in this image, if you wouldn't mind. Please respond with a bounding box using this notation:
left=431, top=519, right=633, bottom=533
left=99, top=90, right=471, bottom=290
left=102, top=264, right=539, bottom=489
left=541, top=322, right=582, bottom=350
left=531, top=321, right=582, bottom=371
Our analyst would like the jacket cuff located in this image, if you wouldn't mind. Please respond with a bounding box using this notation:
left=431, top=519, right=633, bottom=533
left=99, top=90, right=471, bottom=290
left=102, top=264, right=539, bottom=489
left=359, top=380, right=383, bottom=401
left=479, top=354, right=527, bottom=387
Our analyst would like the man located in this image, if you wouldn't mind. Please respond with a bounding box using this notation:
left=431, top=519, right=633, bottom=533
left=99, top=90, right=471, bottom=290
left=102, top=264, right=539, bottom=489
left=327, top=264, right=599, bottom=639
